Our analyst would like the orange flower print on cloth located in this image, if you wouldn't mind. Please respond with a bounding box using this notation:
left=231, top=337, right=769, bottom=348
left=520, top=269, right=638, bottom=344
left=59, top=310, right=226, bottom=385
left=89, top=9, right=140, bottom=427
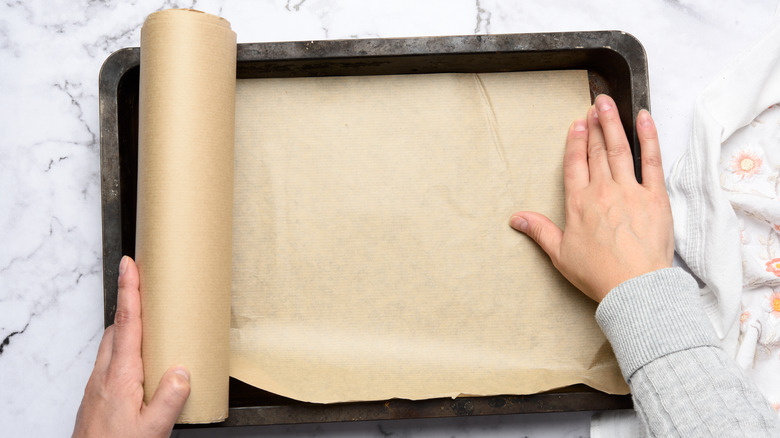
left=770, top=292, right=780, bottom=318
left=767, top=258, right=780, bottom=277
left=730, top=149, right=763, bottom=179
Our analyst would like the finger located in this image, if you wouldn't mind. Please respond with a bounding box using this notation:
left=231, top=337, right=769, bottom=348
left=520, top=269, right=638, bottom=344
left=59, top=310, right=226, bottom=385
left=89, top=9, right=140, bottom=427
left=563, top=119, right=589, bottom=192
left=509, top=212, right=563, bottom=264
left=586, top=105, right=612, bottom=181
left=111, top=256, right=143, bottom=372
left=636, top=109, right=666, bottom=192
left=144, top=366, right=191, bottom=434
left=594, top=94, right=636, bottom=184
left=94, top=325, right=116, bottom=372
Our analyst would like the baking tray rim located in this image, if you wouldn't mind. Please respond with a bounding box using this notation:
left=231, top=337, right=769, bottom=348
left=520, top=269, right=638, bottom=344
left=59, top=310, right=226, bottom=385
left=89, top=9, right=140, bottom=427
left=99, top=30, right=647, bottom=427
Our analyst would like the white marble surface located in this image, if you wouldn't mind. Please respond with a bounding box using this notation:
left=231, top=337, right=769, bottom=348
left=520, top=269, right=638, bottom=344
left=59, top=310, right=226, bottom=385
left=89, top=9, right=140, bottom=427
left=1, top=0, right=778, bottom=436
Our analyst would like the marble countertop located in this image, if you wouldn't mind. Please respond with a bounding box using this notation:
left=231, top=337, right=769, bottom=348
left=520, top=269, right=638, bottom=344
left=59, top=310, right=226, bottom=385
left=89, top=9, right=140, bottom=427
left=2, top=0, right=778, bottom=436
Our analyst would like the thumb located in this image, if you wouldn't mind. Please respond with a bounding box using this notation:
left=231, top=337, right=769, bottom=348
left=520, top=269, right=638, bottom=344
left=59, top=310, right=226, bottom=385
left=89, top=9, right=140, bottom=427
left=143, top=366, right=191, bottom=435
left=509, top=212, right=563, bottom=264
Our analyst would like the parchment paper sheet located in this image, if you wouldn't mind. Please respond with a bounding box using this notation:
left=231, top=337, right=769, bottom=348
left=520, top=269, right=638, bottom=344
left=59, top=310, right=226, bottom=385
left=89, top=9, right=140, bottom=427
left=136, top=9, right=628, bottom=423
left=136, top=9, right=236, bottom=423
left=230, top=71, right=629, bottom=403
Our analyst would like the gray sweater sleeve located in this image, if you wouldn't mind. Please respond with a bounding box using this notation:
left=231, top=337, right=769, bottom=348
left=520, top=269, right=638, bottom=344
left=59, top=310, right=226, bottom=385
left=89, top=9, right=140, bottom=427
left=595, top=268, right=780, bottom=437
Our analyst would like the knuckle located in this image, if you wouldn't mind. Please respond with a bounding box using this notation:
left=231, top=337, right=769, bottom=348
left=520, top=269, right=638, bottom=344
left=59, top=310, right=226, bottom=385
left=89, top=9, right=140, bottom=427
left=606, top=142, right=631, bottom=158
left=84, top=373, right=107, bottom=399
left=639, top=127, right=659, bottom=140
left=528, top=221, right=545, bottom=242
left=594, top=184, right=616, bottom=205
left=168, top=374, right=191, bottom=400
left=642, top=154, right=663, bottom=169
left=600, top=110, right=621, bottom=124
left=588, top=142, right=606, bottom=157
left=113, top=308, right=134, bottom=327
left=105, top=366, right=138, bottom=395
left=565, top=194, right=584, bottom=214
left=563, top=149, right=586, bottom=168
left=528, top=223, right=553, bottom=252
left=652, top=193, right=671, bottom=209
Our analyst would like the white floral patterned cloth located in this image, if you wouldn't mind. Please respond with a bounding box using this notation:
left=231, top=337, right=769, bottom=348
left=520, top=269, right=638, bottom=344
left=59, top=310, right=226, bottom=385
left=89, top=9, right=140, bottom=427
left=667, top=13, right=780, bottom=415
left=722, top=106, right=780, bottom=412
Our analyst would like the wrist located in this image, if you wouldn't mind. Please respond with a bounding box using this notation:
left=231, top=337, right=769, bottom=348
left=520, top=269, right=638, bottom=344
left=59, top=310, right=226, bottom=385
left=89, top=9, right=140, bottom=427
left=595, top=268, right=720, bottom=381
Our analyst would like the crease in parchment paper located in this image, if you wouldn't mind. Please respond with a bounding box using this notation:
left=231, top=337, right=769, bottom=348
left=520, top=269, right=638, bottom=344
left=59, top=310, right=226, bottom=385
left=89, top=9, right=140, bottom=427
left=474, top=74, right=508, bottom=174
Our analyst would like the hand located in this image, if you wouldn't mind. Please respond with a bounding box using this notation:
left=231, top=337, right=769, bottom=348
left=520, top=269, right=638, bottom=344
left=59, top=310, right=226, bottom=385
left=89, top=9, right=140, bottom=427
left=73, top=256, right=190, bottom=438
left=509, top=94, right=674, bottom=302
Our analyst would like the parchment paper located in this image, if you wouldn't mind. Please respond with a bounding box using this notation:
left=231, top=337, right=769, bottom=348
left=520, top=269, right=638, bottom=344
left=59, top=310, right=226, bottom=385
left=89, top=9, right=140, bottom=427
left=230, top=71, right=629, bottom=402
left=136, top=9, right=236, bottom=423
left=135, top=9, right=628, bottom=424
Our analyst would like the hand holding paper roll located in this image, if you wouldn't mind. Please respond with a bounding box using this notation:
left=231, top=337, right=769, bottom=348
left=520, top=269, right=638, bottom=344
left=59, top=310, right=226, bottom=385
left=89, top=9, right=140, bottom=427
left=72, top=257, right=191, bottom=438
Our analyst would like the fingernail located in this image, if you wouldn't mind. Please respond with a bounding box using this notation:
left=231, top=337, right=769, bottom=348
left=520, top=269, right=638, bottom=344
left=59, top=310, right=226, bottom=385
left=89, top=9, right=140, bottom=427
left=173, top=366, right=190, bottom=381
left=597, top=95, right=612, bottom=112
left=638, top=109, right=653, bottom=128
left=119, top=256, right=129, bottom=276
left=590, top=105, right=598, bottom=119
left=572, top=119, right=587, bottom=132
left=510, top=215, right=529, bottom=233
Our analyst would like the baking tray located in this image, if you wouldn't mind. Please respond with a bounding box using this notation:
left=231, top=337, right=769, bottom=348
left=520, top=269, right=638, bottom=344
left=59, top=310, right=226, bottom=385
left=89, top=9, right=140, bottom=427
left=100, top=31, right=646, bottom=427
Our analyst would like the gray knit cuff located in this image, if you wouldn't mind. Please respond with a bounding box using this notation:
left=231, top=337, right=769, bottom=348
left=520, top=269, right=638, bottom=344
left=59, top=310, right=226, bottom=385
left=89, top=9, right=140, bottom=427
left=595, top=267, right=720, bottom=382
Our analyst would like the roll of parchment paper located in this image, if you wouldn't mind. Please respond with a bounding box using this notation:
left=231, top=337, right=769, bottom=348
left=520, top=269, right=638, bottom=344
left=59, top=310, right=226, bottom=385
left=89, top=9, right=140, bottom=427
left=136, top=9, right=236, bottom=423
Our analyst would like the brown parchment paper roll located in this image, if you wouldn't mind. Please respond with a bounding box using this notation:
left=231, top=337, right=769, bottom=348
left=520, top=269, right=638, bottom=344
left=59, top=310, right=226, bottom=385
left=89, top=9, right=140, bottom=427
left=136, top=9, right=236, bottom=423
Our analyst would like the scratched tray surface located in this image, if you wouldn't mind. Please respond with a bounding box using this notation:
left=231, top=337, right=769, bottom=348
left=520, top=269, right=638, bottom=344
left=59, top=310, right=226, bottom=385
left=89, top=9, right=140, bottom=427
left=100, top=31, right=646, bottom=426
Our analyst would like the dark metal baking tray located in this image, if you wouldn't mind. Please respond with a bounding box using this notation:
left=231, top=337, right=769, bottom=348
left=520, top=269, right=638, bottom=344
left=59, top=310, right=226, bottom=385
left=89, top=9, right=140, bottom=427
left=100, top=31, right=646, bottom=427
